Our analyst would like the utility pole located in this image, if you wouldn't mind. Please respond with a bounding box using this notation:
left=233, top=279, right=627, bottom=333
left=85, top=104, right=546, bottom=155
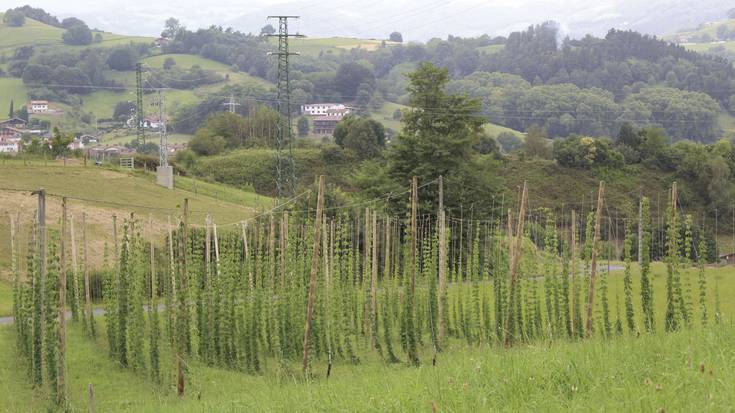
left=135, top=63, right=145, bottom=146
left=267, top=15, right=303, bottom=198
left=223, top=94, right=240, bottom=114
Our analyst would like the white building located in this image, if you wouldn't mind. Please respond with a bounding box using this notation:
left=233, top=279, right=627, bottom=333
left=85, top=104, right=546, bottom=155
left=301, top=103, right=346, bottom=116
left=27, top=100, right=49, bottom=114
left=0, top=139, right=19, bottom=154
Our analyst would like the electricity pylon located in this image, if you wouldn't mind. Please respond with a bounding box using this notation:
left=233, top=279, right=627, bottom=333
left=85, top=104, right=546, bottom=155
left=267, top=15, right=303, bottom=198
left=135, top=62, right=145, bottom=146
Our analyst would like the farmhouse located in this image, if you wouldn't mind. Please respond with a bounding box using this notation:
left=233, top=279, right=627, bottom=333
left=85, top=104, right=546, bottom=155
left=27, top=100, right=49, bottom=114
left=0, top=125, right=23, bottom=140
left=301, top=103, right=346, bottom=116
left=313, top=115, right=341, bottom=135
left=87, top=145, right=137, bottom=160
left=0, top=118, right=28, bottom=128
left=720, top=252, right=735, bottom=265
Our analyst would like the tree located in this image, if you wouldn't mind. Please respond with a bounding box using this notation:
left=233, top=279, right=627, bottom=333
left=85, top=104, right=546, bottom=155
left=297, top=116, right=309, bottom=137
left=61, top=17, right=85, bottom=28
left=15, top=106, right=28, bottom=122
left=189, top=132, right=226, bottom=156
left=62, top=23, right=93, bottom=45
left=50, top=127, right=73, bottom=158
left=8, top=100, right=13, bottom=118
left=616, top=122, right=640, bottom=148
left=94, top=33, right=103, bottom=43
left=333, top=116, right=385, bottom=159
left=113, top=101, right=134, bottom=122
left=3, top=9, right=26, bottom=27
left=163, top=57, right=176, bottom=70
left=496, top=132, right=522, bottom=153
left=389, top=31, right=403, bottom=42
left=161, top=17, right=181, bottom=39
left=387, top=62, right=486, bottom=211
left=335, top=62, right=375, bottom=101
left=107, top=49, right=137, bottom=71
left=553, top=136, right=624, bottom=169
left=260, top=24, right=276, bottom=36
left=523, top=124, right=551, bottom=159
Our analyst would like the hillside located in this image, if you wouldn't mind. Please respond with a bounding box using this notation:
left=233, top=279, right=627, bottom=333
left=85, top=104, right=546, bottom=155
left=0, top=159, right=272, bottom=274
left=668, top=18, right=735, bottom=59
left=0, top=12, right=153, bottom=55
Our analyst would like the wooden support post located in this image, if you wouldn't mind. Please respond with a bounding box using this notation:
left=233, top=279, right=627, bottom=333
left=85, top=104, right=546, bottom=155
left=370, top=212, right=378, bottom=349
left=35, top=188, right=47, bottom=352
left=504, top=181, right=528, bottom=348
left=70, top=214, right=82, bottom=322
left=364, top=207, right=371, bottom=336
left=82, top=212, right=92, bottom=333
left=584, top=181, right=605, bottom=338
left=87, top=383, right=95, bottom=413
left=303, top=175, right=325, bottom=376
left=570, top=209, right=577, bottom=337
left=437, top=176, right=446, bottom=343
left=58, top=197, right=67, bottom=406
left=410, top=177, right=418, bottom=296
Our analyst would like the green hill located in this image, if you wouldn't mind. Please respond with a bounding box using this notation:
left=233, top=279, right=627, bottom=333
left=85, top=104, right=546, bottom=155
left=0, top=12, right=153, bottom=55
left=0, top=159, right=272, bottom=275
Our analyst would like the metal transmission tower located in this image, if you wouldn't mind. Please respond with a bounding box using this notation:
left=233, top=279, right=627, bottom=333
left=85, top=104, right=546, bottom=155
left=223, top=94, right=240, bottom=113
left=135, top=63, right=145, bottom=146
left=267, top=15, right=303, bottom=198
left=154, top=88, right=174, bottom=189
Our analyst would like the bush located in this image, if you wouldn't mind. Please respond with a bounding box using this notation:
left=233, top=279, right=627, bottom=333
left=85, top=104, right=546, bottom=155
left=3, top=9, right=26, bottom=27
left=62, top=23, right=93, bottom=45
left=107, top=48, right=137, bottom=71
left=190, top=132, right=226, bottom=156
left=553, top=135, right=624, bottom=169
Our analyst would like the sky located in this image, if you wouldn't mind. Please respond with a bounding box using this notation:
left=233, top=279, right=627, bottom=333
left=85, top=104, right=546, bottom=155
left=0, top=0, right=729, bottom=40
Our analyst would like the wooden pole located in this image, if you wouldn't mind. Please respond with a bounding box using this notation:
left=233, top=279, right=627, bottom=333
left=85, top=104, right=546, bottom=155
left=370, top=212, right=378, bottom=349
left=302, top=175, right=325, bottom=376
left=504, top=181, right=528, bottom=348
left=82, top=212, right=92, bottom=333
left=437, top=176, right=446, bottom=343
left=58, top=197, right=67, bottom=406
left=584, top=181, right=605, bottom=338
left=70, top=214, right=82, bottom=322
left=36, top=188, right=47, bottom=356
left=410, top=176, right=418, bottom=296
left=570, top=209, right=577, bottom=337
left=87, top=383, right=95, bottom=413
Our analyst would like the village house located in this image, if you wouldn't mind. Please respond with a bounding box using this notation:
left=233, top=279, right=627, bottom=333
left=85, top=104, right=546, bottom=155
left=0, top=138, right=20, bottom=153
left=0, top=118, right=28, bottom=129
left=326, top=107, right=351, bottom=118
left=0, top=125, right=23, bottom=142
left=301, top=103, right=347, bottom=116
left=87, top=144, right=137, bottom=160
left=719, top=252, right=735, bottom=265
left=27, top=100, right=49, bottom=114
left=313, top=115, right=341, bottom=135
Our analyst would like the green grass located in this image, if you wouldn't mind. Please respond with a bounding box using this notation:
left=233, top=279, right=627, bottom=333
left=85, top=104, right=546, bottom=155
left=671, top=19, right=735, bottom=40
left=0, top=14, right=153, bottom=56
left=371, top=101, right=524, bottom=138
left=0, top=281, right=10, bottom=316
left=0, top=162, right=272, bottom=274
left=477, top=44, right=504, bottom=54
left=0, top=261, right=734, bottom=411
left=100, top=132, right=193, bottom=145
left=0, top=78, right=28, bottom=118
left=289, top=37, right=398, bottom=57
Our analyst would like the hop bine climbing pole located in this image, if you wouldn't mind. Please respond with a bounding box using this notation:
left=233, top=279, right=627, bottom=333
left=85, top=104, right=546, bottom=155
left=267, top=16, right=303, bottom=198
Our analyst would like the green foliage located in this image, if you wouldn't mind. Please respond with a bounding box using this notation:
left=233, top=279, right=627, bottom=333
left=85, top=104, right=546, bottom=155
left=553, top=135, right=624, bottom=169
left=333, top=115, right=385, bottom=159
left=640, top=197, right=655, bottom=332
left=623, top=222, right=636, bottom=334
left=297, top=116, right=309, bottom=137
left=62, top=22, right=92, bottom=45
left=3, top=9, right=26, bottom=27
left=523, top=125, right=551, bottom=159
left=107, top=48, right=138, bottom=71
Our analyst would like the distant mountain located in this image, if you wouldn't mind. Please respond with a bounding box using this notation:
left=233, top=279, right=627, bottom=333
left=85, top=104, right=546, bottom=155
left=7, top=0, right=732, bottom=41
